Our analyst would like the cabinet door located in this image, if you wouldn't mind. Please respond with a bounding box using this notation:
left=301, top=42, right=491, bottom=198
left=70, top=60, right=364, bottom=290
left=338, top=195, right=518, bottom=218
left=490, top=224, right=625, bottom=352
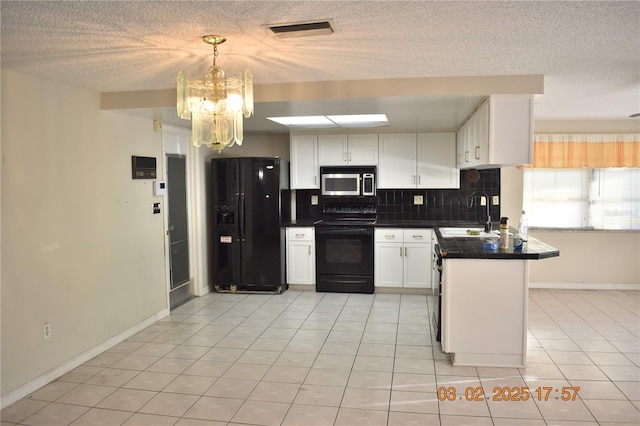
left=348, top=134, right=379, bottom=165
left=287, top=240, right=314, bottom=284
left=456, top=123, right=466, bottom=168
left=290, top=134, right=319, bottom=189
left=377, top=133, right=417, bottom=188
left=286, top=228, right=315, bottom=285
left=402, top=229, right=432, bottom=288
left=456, top=120, right=471, bottom=168
left=417, top=132, right=459, bottom=189
left=471, top=101, right=489, bottom=166
left=375, top=242, right=404, bottom=287
left=403, top=243, right=432, bottom=288
left=318, top=134, right=348, bottom=166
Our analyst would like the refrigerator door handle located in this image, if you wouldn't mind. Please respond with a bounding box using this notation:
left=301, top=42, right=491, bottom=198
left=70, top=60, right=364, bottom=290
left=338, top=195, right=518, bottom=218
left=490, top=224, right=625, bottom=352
left=238, top=192, right=245, bottom=240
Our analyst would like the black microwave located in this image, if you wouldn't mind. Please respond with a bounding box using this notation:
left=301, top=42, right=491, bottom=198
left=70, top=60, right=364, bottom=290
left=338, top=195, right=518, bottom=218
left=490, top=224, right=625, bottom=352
left=320, top=166, right=376, bottom=197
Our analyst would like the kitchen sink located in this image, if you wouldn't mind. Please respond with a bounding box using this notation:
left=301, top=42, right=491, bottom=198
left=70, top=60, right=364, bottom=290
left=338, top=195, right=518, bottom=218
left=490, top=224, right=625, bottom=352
left=438, top=227, right=499, bottom=238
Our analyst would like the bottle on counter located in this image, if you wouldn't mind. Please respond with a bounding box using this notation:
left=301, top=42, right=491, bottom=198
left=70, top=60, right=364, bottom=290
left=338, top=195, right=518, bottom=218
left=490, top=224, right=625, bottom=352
left=518, top=210, right=528, bottom=242
left=499, top=217, right=509, bottom=249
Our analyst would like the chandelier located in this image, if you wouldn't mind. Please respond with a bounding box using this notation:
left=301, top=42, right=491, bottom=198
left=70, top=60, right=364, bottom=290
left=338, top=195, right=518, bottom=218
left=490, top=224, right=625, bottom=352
left=177, top=35, right=254, bottom=152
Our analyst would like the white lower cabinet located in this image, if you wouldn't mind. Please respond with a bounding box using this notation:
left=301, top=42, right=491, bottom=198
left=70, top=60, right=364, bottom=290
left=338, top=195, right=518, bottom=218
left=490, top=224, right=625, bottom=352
left=286, top=227, right=315, bottom=285
left=374, top=228, right=433, bottom=289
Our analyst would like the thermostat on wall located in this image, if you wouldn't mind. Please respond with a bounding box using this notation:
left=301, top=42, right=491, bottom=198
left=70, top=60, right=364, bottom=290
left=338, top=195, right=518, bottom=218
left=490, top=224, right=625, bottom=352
left=154, top=180, right=167, bottom=196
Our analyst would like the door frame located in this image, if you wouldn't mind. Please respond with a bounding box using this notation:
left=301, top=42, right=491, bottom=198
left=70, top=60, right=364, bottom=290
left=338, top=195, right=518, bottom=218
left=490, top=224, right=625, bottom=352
left=161, top=125, right=207, bottom=310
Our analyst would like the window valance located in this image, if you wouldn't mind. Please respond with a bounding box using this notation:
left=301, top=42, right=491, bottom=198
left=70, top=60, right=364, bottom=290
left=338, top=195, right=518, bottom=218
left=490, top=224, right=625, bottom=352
left=532, top=133, right=640, bottom=168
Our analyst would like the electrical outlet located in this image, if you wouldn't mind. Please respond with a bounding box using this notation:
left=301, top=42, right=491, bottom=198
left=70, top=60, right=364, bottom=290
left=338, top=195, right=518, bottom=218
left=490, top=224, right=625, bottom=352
left=311, top=195, right=319, bottom=205
left=43, top=322, right=51, bottom=340
left=480, top=196, right=487, bottom=206
left=493, top=195, right=500, bottom=205
left=413, top=195, right=424, bottom=205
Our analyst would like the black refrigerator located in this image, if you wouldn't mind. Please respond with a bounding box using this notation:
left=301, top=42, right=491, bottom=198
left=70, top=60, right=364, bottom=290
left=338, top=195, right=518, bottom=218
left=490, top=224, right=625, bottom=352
left=211, top=157, right=289, bottom=293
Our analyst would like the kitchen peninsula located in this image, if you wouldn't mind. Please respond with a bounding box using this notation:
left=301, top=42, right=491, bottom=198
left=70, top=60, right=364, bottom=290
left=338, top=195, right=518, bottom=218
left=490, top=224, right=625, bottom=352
left=433, top=225, right=559, bottom=368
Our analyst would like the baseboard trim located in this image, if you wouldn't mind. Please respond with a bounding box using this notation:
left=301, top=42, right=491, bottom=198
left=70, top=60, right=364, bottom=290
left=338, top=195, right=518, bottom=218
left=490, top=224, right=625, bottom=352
left=529, top=282, right=640, bottom=291
left=1, top=308, right=170, bottom=409
left=375, top=287, right=434, bottom=295
left=287, top=284, right=435, bottom=295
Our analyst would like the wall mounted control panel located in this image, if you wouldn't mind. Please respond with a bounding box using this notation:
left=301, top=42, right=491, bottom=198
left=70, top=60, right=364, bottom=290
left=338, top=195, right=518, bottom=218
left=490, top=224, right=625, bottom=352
left=132, top=156, right=157, bottom=179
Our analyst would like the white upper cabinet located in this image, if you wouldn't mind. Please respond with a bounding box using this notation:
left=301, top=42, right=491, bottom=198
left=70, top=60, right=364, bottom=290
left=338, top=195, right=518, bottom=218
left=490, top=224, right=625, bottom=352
left=417, top=132, right=460, bottom=189
left=290, top=134, right=319, bottom=189
left=378, top=133, right=417, bottom=188
left=379, top=132, right=459, bottom=189
left=318, top=133, right=378, bottom=166
left=317, top=134, right=347, bottom=165
left=457, top=95, right=533, bottom=169
left=347, top=134, right=379, bottom=165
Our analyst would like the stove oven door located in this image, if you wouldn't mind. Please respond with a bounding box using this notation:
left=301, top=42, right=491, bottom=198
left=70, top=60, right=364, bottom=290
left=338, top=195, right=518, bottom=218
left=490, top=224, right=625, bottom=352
left=315, top=226, right=374, bottom=294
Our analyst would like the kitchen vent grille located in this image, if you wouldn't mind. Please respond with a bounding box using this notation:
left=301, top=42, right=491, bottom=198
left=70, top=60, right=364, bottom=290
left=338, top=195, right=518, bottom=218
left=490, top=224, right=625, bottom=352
left=265, top=19, right=338, bottom=38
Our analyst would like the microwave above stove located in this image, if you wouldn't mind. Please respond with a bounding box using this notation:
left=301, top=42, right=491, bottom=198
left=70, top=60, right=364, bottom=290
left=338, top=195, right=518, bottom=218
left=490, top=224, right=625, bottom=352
left=320, top=166, right=376, bottom=197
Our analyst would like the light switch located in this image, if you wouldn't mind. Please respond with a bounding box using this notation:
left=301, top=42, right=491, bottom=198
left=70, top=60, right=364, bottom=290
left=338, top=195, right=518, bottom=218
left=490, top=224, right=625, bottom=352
left=492, top=195, right=500, bottom=205
left=414, top=195, right=424, bottom=205
left=480, top=196, right=487, bottom=206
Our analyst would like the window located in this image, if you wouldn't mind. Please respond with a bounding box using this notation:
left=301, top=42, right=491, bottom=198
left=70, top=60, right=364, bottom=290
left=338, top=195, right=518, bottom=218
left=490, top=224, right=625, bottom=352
left=523, top=168, right=640, bottom=230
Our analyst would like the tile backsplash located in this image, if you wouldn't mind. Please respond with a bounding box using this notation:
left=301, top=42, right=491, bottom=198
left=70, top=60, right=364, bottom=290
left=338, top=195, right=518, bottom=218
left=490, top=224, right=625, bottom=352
left=294, top=168, right=500, bottom=224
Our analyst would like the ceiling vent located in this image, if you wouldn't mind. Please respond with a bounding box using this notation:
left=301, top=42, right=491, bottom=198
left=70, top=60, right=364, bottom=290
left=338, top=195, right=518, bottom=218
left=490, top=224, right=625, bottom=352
left=264, top=19, right=338, bottom=38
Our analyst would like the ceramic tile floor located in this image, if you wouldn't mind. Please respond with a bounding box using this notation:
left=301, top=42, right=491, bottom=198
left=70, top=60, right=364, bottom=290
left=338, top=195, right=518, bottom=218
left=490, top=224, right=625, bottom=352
left=2, top=289, right=639, bottom=426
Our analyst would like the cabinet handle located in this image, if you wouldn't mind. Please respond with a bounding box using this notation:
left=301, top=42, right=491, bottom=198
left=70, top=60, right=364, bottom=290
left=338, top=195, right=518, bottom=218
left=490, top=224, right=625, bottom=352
left=343, top=152, right=347, bottom=161
left=465, top=151, right=470, bottom=162
left=314, top=176, right=317, bottom=185
left=475, top=146, right=480, bottom=160
left=417, top=175, right=421, bottom=184
left=385, top=235, right=396, bottom=239
left=412, top=235, right=423, bottom=239
left=412, top=175, right=416, bottom=184
left=348, top=152, right=352, bottom=162
left=309, top=246, right=311, bottom=255
left=400, top=247, right=403, bottom=256
left=405, top=247, right=408, bottom=256
left=296, top=233, right=305, bottom=238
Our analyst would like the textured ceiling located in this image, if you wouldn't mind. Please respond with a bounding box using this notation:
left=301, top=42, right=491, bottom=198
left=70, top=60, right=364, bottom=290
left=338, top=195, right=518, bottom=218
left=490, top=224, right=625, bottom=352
left=1, top=1, right=639, bottom=131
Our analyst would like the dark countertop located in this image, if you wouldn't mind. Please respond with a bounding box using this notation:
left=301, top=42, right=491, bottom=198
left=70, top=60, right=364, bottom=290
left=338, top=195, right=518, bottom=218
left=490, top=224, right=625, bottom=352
left=283, top=220, right=320, bottom=227
left=284, top=220, right=560, bottom=260
left=374, top=220, right=452, bottom=228
left=433, top=225, right=560, bottom=260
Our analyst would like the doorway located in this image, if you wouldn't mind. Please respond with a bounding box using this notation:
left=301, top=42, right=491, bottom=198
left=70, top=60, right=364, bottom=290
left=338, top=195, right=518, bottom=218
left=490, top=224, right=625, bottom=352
left=167, top=154, right=192, bottom=309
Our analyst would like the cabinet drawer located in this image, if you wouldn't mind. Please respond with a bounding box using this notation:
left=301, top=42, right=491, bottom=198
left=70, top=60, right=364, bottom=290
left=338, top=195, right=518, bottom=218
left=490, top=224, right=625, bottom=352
left=287, top=227, right=314, bottom=241
left=403, top=229, right=432, bottom=242
left=375, top=228, right=403, bottom=242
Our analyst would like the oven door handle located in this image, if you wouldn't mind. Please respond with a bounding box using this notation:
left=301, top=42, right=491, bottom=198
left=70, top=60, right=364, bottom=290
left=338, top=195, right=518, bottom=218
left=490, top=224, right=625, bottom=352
left=318, top=277, right=369, bottom=285
left=316, top=228, right=371, bottom=235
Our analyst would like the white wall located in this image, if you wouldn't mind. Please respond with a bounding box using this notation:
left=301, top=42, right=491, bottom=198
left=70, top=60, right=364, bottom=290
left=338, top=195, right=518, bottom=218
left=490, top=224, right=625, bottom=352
left=1, top=70, right=168, bottom=399
left=501, top=165, right=640, bottom=287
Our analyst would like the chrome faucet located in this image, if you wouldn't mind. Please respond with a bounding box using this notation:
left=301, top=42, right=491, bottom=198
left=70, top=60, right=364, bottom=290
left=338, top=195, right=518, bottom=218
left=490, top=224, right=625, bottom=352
left=468, top=191, right=492, bottom=233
